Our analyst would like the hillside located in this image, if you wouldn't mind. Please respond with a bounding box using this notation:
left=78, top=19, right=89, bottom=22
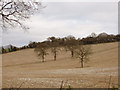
left=2, top=42, right=119, bottom=88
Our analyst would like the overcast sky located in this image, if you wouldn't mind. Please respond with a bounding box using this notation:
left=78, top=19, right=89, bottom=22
left=2, top=1, right=118, bottom=47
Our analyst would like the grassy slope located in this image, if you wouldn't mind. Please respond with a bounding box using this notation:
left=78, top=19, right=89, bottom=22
left=3, top=42, right=118, bottom=68
left=2, top=42, right=119, bottom=88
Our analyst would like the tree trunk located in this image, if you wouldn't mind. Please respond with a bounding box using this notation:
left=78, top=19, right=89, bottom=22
left=80, top=59, right=84, bottom=68
left=42, top=55, right=45, bottom=62
left=54, top=52, right=56, bottom=61
left=71, top=50, right=74, bottom=57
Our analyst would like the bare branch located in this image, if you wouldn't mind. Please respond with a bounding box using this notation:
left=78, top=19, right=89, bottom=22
left=0, top=0, right=43, bottom=30
left=75, top=45, right=92, bottom=68
left=0, top=1, right=13, bottom=11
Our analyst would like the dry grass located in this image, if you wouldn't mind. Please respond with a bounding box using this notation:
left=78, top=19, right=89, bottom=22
left=1, top=42, right=119, bottom=88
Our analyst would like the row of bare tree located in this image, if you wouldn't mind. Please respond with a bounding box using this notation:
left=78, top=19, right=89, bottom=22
left=34, top=36, right=92, bottom=68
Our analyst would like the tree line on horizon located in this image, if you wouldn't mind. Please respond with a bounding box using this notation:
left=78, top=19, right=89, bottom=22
left=1, top=32, right=120, bottom=54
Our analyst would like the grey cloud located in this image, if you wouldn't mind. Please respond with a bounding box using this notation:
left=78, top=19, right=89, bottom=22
left=2, top=2, right=118, bottom=47
left=42, top=2, right=117, bottom=21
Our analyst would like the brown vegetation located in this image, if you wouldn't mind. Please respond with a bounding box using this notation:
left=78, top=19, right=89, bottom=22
left=2, top=42, right=118, bottom=88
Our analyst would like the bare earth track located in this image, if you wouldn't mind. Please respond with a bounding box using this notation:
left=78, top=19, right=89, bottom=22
left=1, top=42, right=119, bottom=88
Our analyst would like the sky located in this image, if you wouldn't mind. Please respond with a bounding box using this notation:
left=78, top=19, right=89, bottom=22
left=1, top=1, right=118, bottom=47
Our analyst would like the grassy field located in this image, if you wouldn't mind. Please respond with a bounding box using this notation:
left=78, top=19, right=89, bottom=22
left=1, top=42, right=119, bottom=88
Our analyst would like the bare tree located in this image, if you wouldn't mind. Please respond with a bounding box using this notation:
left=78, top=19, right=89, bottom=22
left=65, top=35, right=78, bottom=58
left=0, top=0, right=43, bottom=30
left=51, top=42, right=60, bottom=61
left=51, top=47, right=59, bottom=61
left=34, top=43, right=48, bottom=62
left=66, top=46, right=76, bottom=58
left=75, top=45, right=92, bottom=68
left=47, top=36, right=60, bottom=61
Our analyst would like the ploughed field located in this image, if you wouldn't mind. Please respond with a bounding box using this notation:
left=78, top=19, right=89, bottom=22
left=2, top=42, right=119, bottom=88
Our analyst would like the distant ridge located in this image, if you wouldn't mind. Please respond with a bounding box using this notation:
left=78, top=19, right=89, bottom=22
left=0, top=44, right=17, bottom=49
left=0, top=45, right=17, bottom=54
